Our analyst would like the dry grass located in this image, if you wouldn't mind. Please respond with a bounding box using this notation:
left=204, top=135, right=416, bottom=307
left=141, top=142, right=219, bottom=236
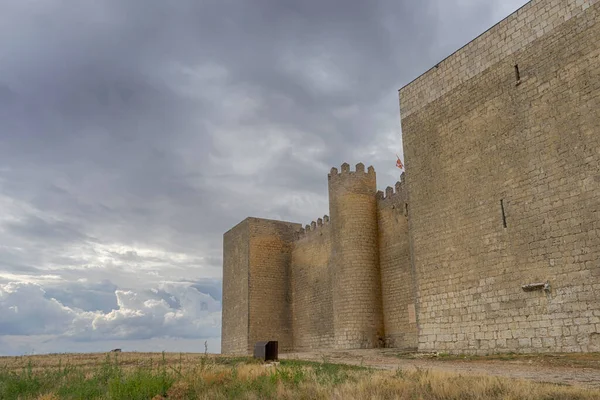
left=0, top=352, right=598, bottom=399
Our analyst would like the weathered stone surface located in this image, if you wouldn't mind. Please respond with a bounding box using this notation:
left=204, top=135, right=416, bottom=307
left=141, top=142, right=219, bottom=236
left=221, top=218, right=300, bottom=355
left=377, top=177, right=417, bottom=350
left=329, top=164, right=384, bottom=349
left=399, top=0, right=600, bottom=354
left=291, top=220, right=334, bottom=351
left=221, top=220, right=249, bottom=355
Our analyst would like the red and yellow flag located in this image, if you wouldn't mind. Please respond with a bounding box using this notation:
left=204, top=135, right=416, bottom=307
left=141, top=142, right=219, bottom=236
left=396, top=155, right=404, bottom=169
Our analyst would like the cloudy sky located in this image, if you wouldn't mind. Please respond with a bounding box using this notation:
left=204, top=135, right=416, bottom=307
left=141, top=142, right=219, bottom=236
left=0, top=0, right=528, bottom=355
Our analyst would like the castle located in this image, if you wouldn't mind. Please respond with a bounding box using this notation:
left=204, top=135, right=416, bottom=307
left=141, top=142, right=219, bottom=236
left=221, top=0, right=600, bottom=355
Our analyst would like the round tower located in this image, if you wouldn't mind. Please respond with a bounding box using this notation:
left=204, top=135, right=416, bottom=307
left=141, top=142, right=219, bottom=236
left=328, top=162, right=384, bottom=349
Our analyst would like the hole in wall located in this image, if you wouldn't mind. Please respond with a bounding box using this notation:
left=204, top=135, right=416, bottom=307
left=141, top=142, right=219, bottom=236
left=514, top=64, right=521, bottom=85
left=500, top=199, right=507, bottom=228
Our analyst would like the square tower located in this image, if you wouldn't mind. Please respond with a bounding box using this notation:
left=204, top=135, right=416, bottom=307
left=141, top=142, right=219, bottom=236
left=221, top=217, right=301, bottom=354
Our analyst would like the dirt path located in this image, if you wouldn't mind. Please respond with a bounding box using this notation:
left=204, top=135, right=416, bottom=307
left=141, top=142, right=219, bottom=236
left=280, top=349, right=600, bottom=389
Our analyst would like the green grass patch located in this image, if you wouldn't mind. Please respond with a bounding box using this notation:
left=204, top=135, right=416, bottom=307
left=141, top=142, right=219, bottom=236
left=0, top=353, right=178, bottom=400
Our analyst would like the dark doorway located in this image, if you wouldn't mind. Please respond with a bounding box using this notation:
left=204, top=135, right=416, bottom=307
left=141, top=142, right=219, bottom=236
left=253, top=341, right=278, bottom=361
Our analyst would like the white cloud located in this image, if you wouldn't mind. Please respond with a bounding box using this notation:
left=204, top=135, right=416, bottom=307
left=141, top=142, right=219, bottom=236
left=0, top=281, right=221, bottom=346
left=0, top=283, right=77, bottom=335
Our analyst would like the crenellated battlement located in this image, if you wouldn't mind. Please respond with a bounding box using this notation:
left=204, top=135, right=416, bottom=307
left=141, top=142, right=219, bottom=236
left=328, top=162, right=375, bottom=180
left=377, top=172, right=407, bottom=202
left=295, top=215, right=331, bottom=239
left=328, top=162, right=377, bottom=198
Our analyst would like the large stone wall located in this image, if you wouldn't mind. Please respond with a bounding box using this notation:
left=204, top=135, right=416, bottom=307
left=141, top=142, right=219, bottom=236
left=290, top=218, right=334, bottom=350
left=221, top=220, right=249, bottom=354
left=399, top=0, right=600, bottom=354
left=377, top=179, right=418, bottom=350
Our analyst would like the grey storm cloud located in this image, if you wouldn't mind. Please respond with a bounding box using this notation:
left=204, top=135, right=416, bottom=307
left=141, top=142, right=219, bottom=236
left=0, top=0, right=528, bottom=353
left=43, top=279, right=119, bottom=313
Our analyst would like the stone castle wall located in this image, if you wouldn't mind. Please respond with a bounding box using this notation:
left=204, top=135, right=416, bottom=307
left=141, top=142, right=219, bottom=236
left=399, top=0, right=600, bottom=354
left=376, top=178, right=418, bottom=349
left=291, top=218, right=334, bottom=351
left=222, top=0, right=600, bottom=356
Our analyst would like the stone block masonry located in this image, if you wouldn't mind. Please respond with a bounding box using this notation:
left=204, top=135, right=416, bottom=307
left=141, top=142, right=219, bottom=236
left=222, top=218, right=300, bottom=355
left=222, top=0, right=600, bottom=355
left=377, top=176, right=418, bottom=350
left=400, top=0, right=600, bottom=354
left=221, top=219, right=249, bottom=355
left=291, top=217, right=334, bottom=351
left=329, top=163, right=384, bottom=349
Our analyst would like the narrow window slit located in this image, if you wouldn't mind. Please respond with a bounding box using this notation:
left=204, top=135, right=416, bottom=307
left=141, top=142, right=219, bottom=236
left=514, top=64, right=521, bottom=85
left=500, top=199, right=507, bottom=228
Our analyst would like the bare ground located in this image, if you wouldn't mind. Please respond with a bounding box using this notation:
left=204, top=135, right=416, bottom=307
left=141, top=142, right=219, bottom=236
left=280, top=349, right=600, bottom=389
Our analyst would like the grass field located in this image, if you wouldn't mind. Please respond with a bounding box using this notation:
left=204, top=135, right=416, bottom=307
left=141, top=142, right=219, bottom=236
left=1, top=351, right=599, bottom=399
